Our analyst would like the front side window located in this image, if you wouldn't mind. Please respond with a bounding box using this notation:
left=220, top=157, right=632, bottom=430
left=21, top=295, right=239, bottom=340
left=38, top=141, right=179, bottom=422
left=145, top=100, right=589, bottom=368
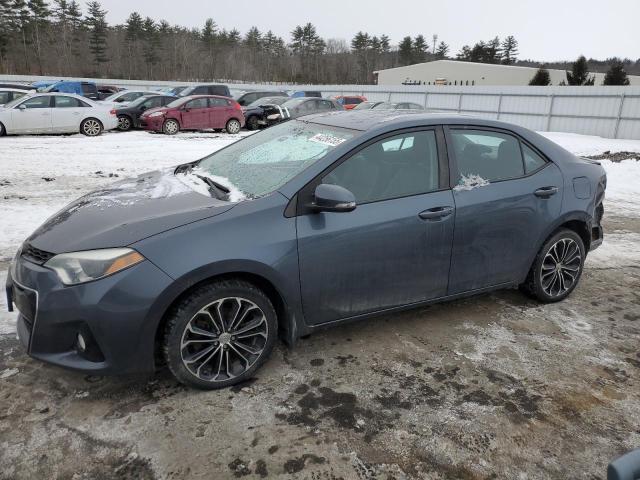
left=450, top=129, right=525, bottom=182
left=19, top=96, right=51, bottom=109
left=186, top=98, right=208, bottom=109
left=323, top=130, right=439, bottom=204
left=197, top=120, right=357, bottom=198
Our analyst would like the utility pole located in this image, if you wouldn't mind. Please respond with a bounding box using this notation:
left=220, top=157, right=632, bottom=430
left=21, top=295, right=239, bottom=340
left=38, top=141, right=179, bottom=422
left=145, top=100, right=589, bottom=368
left=432, top=34, right=438, bottom=54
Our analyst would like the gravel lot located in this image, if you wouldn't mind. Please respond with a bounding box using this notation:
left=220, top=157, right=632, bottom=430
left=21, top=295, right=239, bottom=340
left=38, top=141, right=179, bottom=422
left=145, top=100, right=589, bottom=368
left=1, top=130, right=639, bottom=480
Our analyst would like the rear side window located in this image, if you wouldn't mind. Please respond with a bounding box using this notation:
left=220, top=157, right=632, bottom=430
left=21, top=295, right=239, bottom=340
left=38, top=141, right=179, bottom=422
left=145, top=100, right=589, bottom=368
left=54, top=96, right=86, bottom=108
left=0, top=92, right=10, bottom=104
left=186, top=98, right=208, bottom=109
left=209, top=86, right=230, bottom=96
left=191, top=86, right=207, bottom=95
left=522, top=144, right=547, bottom=173
left=323, top=130, right=439, bottom=204
left=450, top=129, right=525, bottom=182
left=208, top=97, right=228, bottom=107
left=344, top=97, right=362, bottom=105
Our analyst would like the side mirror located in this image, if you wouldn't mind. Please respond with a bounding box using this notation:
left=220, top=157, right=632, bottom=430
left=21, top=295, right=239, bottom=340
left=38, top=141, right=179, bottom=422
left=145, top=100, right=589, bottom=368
left=18, top=104, right=26, bottom=110
left=310, top=184, right=356, bottom=213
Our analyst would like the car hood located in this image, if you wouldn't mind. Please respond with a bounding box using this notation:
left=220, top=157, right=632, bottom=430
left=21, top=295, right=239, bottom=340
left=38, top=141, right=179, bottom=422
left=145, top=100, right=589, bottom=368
left=141, top=106, right=168, bottom=117
left=27, top=169, right=234, bottom=254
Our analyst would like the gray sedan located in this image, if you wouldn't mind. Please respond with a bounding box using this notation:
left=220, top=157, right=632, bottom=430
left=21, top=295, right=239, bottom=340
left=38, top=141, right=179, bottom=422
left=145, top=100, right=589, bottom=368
left=7, top=111, right=606, bottom=389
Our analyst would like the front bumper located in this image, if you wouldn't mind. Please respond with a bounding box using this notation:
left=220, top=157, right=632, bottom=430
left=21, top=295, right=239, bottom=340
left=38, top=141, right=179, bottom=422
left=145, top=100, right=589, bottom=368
left=140, top=116, right=164, bottom=132
left=6, top=254, right=174, bottom=375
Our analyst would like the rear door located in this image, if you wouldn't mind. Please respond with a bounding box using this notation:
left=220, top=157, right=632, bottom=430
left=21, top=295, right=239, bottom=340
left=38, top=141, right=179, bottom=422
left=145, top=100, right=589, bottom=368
left=181, top=98, right=210, bottom=129
left=207, top=97, right=228, bottom=128
left=297, top=128, right=454, bottom=325
left=10, top=96, right=53, bottom=133
left=445, top=127, right=563, bottom=294
left=51, top=96, right=88, bottom=132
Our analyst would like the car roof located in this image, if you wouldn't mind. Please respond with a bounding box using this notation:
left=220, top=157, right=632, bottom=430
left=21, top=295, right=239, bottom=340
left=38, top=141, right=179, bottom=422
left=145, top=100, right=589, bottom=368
left=301, top=110, right=519, bottom=132
left=0, top=88, right=32, bottom=92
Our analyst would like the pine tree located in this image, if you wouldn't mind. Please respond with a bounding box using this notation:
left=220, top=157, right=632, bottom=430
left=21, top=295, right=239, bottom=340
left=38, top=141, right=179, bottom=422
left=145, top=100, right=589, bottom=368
left=379, top=34, right=390, bottom=53
left=398, top=36, right=412, bottom=66
left=142, top=16, right=159, bottom=77
left=412, top=34, right=428, bottom=63
left=0, top=0, right=12, bottom=64
left=501, top=35, right=518, bottom=64
left=456, top=45, right=471, bottom=61
left=603, top=58, right=630, bottom=85
left=566, top=55, right=595, bottom=85
left=485, top=36, right=501, bottom=63
left=85, top=1, right=108, bottom=73
left=435, top=41, right=449, bottom=59
left=244, top=26, right=261, bottom=50
left=529, top=67, right=551, bottom=85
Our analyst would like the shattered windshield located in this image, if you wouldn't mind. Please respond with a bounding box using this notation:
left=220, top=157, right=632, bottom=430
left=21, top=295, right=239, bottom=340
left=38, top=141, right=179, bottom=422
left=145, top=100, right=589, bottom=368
left=197, top=120, right=358, bottom=198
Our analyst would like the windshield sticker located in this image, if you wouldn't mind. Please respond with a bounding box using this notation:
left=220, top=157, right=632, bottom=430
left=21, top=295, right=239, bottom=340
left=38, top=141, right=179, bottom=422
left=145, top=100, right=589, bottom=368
left=309, top=133, right=347, bottom=147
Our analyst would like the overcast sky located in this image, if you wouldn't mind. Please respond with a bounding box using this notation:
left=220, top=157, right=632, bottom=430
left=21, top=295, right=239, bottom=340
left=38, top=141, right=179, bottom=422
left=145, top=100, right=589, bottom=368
left=96, top=0, right=639, bottom=62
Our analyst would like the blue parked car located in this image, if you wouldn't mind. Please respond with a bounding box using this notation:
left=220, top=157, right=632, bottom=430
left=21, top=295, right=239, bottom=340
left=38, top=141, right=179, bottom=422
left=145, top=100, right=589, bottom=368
left=42, top=81, right=100, bottom=100
left=6, top=111, right=606, bottom=389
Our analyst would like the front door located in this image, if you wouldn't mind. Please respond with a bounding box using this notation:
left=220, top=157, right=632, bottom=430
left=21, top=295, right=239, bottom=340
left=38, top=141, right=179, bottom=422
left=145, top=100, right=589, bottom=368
left=445, top=127, right=564, bottom=294
left=181, top=98, right=210, bottom=129
left=11, top=96, right=53, bottom=133
left=297, top=129, right=455, bottom=325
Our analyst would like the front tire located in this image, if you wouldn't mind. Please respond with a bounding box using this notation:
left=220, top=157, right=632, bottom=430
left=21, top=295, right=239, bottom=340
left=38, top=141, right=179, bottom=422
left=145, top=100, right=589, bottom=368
left=246, top=115, right=259, bottom=130
left=162, top=119, right=180, bottom=135
left=520, top=229, right=585, bottom=303
left=225, top=118, right=241, bottom=134
left=163, top=279, right=277, bottom=389
left=117, top=115, right=132, bottom=131
left=80, top=118, right=103, bottom=137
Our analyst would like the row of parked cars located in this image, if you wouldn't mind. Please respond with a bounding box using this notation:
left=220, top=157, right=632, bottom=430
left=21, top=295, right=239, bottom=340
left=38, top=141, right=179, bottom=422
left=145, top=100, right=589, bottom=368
left=0, top=80, right=426, bottom=137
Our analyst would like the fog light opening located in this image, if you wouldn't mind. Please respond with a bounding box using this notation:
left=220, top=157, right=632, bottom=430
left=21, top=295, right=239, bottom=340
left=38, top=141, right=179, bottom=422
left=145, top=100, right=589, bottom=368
left=77, top=333, right=87, bottom=352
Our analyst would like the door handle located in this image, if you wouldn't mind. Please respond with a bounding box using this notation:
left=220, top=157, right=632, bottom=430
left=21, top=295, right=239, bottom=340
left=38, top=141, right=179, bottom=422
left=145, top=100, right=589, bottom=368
left=534, top=186, right=558, bottom=198
left=419, top=206, right=454, bottom=220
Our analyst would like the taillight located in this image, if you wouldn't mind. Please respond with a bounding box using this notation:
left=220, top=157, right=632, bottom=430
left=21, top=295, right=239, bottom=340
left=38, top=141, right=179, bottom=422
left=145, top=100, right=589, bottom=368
left=234, top=102, right=242, bottom=111
left=109, top=109, right=116, bottom=116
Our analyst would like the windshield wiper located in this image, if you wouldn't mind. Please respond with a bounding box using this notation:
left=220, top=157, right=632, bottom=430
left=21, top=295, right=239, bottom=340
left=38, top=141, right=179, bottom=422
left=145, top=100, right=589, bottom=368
left=195, top=174, right=230, bottom=200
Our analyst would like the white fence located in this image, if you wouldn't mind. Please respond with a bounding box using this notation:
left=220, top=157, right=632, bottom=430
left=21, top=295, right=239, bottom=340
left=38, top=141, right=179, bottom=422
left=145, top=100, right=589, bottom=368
left=3, top=74, right=640, bottom=140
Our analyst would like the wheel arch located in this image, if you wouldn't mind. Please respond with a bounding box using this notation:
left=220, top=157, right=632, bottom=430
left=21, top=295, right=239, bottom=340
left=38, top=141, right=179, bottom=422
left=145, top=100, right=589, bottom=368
left=150, top=267, right=297, bottom=368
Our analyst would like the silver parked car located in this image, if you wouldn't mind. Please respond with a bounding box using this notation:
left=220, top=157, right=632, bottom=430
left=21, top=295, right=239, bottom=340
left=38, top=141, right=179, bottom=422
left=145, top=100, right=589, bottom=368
left=0, top=93, right=119, bottom=136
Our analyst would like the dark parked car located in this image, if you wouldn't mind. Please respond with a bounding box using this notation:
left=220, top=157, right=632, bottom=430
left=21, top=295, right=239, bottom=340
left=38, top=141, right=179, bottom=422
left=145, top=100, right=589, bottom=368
left=179, top=84, right=231, bottom=98
left=115, top=95, right=176, bottom=131
left=140, top=95, right=244, bottom=135
left=235, top=90, right=288, bottom=107
left=6, top=112, right=606, bottom=389
left=264, top=97, right=343, bottom=124
left=241, top=96, right=289, bottom=130
left=373, top=101, right=425, bottom=110
left=0, top=83, right=35, bottom=91
left=97, top=84, right=124, bottom=100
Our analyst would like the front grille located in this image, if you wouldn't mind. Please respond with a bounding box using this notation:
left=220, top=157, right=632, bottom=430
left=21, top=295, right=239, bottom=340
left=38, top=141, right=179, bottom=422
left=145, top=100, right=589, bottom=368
left=21, top=243, right=55, bottom=265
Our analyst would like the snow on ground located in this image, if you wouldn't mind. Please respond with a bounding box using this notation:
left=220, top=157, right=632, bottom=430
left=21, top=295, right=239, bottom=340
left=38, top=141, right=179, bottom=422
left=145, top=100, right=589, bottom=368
left=0, top=129, right=640, bottom=333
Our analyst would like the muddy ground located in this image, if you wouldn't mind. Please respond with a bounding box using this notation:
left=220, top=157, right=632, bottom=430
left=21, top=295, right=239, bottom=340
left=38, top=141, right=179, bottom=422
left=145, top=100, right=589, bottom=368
left=0, top=212, right=638, bottom=480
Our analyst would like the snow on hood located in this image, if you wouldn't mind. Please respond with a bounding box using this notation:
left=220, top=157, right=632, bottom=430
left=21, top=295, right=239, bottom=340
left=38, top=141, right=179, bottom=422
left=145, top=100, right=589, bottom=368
left=179, top=167, right=247, bottom=203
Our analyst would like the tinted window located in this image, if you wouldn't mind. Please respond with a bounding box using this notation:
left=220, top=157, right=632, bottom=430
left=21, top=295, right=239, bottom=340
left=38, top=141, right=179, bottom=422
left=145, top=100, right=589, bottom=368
left=191, top=86, right=207, bottom=95
left=121, top=92, right=144, bottom=102
left=81, top=83, right=96, bottom=94
left=522, top=144, right=547, bottom=173
left=209, top=85, right=230, bottom=96
left=186, top=98, right=208, bottom=109
left=344, top=97, right=362, bottom=105
left=209, top=97, right=229, bottom=107
left=317, top=100, right=333, bottom=110
left=19, top=96, right=51, bottom=109
left=54, top=96, right=86, bottom=108
left=450, top=130, right=525, bottom=182
left=241, top=93, right=256, bottom=105
left=0, top=92, right=11, bottom=104
left=142, top=97, right=164, bottom=109
left=323, top=130, right=439, bottom=204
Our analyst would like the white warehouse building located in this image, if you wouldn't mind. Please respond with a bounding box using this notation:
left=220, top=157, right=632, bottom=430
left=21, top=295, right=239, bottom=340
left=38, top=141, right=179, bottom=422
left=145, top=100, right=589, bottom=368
left=374, top=60, right=640, bottom=86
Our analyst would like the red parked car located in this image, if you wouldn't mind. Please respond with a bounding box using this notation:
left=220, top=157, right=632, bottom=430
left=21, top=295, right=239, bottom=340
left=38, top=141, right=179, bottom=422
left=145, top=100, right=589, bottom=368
left=140, top=95, right=245, bottom=135
left=331, top=95, right=367, bottom=110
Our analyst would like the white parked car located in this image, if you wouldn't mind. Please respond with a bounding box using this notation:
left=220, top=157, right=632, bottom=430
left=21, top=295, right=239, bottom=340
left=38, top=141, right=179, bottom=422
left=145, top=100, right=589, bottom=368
left=100, top=90, right=161, bottom=106
left=0, top=93, right=118, bottom=136
left=0, top=88, right=32, bottom=107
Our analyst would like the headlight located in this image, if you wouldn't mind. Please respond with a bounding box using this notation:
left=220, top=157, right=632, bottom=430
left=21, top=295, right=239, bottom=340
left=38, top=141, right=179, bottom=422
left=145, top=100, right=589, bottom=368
left=45, top=248, right=145, bottom=285
left=148, top=111, right=164, bottom=118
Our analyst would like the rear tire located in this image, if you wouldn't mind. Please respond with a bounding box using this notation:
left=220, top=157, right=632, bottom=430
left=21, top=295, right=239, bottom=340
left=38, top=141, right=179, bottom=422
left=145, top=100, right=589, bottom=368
left=246, top=116, right=259, bottom=130
left=0, top=122, right=5, bottom=136
left=117, top=115, right=133, bottom=131
left=163, top=119, right=180, bottom=135
left=520, top=228, right=585, bottom=303
left=80, top=118, right=103, bottom=137
left=163, top=279, right=277, bottom=390
left=225, top=118, right=241, bottom=134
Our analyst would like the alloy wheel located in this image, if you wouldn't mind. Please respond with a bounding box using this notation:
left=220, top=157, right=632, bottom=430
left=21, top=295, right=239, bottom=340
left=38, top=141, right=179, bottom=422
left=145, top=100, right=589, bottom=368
left=180, top=297, right=268, bottom=383
left=226, top=119, right=241, bottom=134
left=118, top=116, right=131, bottom=131
left=540, top=238, right=582, bottom=297
left=83, top=119, right=101, bottom=136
